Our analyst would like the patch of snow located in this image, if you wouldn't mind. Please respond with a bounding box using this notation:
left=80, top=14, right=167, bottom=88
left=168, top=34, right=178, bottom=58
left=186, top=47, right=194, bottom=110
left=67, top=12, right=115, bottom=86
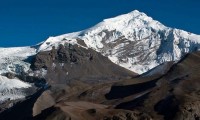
left=29, top=68, right=47, bottom=78
left=0, top=75, right=31, bottom=102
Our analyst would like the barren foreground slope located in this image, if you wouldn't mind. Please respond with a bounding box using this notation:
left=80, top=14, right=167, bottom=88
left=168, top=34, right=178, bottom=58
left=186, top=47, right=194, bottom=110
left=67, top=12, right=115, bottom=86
left=1, top=51, right=200, bottom=120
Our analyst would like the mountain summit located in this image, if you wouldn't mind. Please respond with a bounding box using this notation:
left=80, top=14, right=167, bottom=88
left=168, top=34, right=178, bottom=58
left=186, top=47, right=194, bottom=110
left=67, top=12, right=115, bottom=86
left=0, top=10, right=200, bottom=75
left=38, top=10, right=200, bottom=74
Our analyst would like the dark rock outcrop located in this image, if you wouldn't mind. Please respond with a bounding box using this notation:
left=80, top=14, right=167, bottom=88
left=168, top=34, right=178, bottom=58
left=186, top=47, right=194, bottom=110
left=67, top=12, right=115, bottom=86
left=31, top=43, right=137, bottom=84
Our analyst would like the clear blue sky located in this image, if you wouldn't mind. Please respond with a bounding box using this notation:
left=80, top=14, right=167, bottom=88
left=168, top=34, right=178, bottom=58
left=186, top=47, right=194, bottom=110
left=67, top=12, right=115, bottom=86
left=0, top=0, right=199, bottom=47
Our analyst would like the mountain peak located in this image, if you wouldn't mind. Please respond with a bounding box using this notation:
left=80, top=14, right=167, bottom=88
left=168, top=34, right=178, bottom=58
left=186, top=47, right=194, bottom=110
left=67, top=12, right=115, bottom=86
left=128, top=10, right=145, bottom=16
left=36, top=10, right=200, bottom=74
left=88, top=9, right=166, bottom=37
left=102, top=9, right=150, bottom=24
left=2, top=10, right=200, bottom=75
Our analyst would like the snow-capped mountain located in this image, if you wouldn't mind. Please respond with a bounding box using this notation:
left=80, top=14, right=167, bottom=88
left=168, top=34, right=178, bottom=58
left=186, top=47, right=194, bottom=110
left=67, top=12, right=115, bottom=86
left=1, top=10, right=200, bottom=119
left=0, top=10, right=200, bottom=75
left=37, top=10, right=200, bottom=74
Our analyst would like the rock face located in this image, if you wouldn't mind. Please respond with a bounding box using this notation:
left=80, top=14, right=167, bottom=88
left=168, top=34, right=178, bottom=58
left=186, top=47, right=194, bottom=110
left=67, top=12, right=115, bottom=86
left=31, top=43, right=136, bottom=84
left=34, top=101, right=152, bottom=120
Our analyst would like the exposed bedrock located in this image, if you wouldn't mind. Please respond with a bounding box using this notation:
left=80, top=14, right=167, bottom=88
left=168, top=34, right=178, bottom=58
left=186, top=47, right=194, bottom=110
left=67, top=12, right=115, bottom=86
left=31, top=44, right=137, bottom=84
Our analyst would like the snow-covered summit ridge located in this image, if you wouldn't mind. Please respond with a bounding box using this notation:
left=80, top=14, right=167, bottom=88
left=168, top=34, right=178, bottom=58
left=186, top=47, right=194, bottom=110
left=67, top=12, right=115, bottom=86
left=38, top=10, right=200, bottom=74
left=38, top=10, right=165, bottom=51
left=37, top=32, right=81, bottom=52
